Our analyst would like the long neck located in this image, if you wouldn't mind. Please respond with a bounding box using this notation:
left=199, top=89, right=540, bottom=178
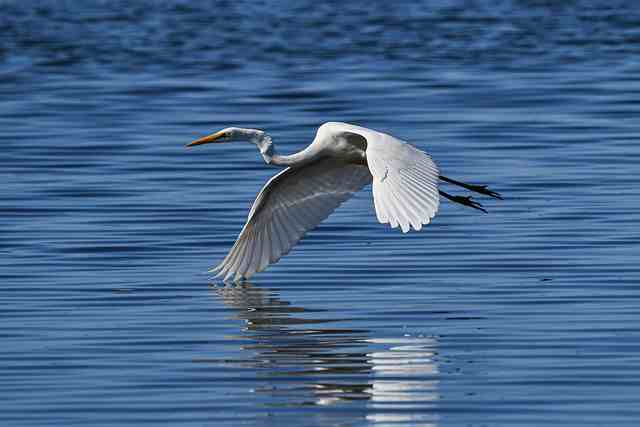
left=269, top=151, right=314, bottom=167
left=256, top=134, right=317, bottom=167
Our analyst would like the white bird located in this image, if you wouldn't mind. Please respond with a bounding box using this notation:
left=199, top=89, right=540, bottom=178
left=187, top=122, right=501, bottom=283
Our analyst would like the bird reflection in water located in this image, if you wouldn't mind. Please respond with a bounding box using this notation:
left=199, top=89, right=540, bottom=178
left=211, top=282, right=372, bottom=406
left=211, top=283, right=441, bottom=425
left=366, top=337, right=440, bottom=427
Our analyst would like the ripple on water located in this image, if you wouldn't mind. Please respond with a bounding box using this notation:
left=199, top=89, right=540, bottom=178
left=2, top=1, right=640, bottom=426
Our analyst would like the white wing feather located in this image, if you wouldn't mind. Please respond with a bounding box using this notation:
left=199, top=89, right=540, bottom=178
left=328, top=122, right=440, bottom=233
left=212, top=158, right=372, bottom=282
left=366, top=134, right=439, bottom=232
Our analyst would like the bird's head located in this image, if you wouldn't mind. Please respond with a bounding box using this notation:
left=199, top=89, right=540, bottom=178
left=186, top=127, right=267, bottom=147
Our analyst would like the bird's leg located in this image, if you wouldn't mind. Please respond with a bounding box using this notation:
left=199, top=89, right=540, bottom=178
left=439, top=175, right=503, bottom=200
left=439, top=190, right=487, bottom=213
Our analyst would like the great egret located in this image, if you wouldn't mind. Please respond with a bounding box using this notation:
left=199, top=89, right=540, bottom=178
left=187, top=122, right=501, bottom=283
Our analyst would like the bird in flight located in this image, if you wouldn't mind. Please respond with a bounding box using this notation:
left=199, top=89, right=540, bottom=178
left=187, top=122, right=501, bottom=283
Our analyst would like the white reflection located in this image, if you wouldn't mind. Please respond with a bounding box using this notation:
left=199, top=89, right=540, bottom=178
left=366, top=336, right=440, bottom=427
left=211, top=283, right=372, bottom=407
left=211, top=283, right=440, bottom=426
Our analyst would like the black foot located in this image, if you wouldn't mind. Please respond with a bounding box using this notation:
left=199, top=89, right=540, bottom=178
left=439, top=190, right=488, bottom=213
left=463, top=183, right=503, bottom=200
left=439, top=175, right=503, bottom=200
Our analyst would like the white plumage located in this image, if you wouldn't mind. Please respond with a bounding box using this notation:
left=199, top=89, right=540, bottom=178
left=363, top=126, right=440, bottom=232
left=213, top=158, right=372, bottom=282
left=186, top=122, right=500, bottom=283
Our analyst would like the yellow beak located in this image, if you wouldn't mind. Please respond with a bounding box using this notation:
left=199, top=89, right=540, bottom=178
left=186, top=131, right=228, bottom=148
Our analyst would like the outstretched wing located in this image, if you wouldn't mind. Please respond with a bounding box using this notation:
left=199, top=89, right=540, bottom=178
left=212, top=158, right=372, bottom=282
left=349, top=125, right=440, bottom=232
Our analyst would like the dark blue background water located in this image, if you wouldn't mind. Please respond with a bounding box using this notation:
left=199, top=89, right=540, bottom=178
left=2, top=1, right=640, bottom=425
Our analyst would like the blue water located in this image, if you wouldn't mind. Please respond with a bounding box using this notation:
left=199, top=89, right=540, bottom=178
left=3, top=1, right=640, bottom=426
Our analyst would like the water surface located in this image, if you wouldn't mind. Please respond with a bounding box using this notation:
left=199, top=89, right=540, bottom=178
left=2, top=1, right=640, bottom=426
